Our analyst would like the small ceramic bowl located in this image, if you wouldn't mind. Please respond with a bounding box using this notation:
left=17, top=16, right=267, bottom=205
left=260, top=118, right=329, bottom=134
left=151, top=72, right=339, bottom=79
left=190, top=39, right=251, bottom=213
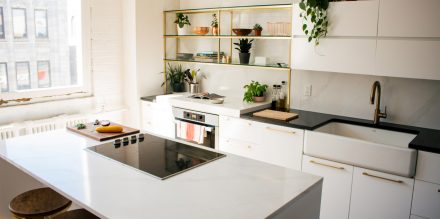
left=192, top=27, right=210, bottom=35
left=210, top=98, right=224, bottom=104
left=232, top=28, right=253, bottom=36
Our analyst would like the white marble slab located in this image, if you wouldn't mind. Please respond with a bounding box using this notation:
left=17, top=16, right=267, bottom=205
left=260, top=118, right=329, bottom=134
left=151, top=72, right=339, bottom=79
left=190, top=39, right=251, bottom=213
left=0, top=131, right=321, bottom=219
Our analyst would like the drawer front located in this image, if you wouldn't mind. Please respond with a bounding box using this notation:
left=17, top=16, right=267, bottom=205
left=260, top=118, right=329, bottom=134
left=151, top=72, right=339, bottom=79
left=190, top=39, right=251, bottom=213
left=411, top=180, right=440, bottom=219
left=219, top=137, right=260, bottom=161
left=416, top=151, right=440, bottom=184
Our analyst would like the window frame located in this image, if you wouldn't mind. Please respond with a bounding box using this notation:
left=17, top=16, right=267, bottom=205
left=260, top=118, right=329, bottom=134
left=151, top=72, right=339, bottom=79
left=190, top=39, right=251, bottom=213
left=15, top=61, right=31, bottom=90
left=0, top=63, right=8, bottom=92
left=37, top=60, right=51, bottom=88
left=34, top=9, right=49, bottom=39
left=0, top=7, right=5, bottom=39
left=12, top=7, right=28, bottom=39
left=1, top=0, right=92, bottom=107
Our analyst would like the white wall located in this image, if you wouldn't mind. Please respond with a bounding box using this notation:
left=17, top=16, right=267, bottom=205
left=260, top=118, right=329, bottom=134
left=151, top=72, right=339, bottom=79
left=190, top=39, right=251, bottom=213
left=0, top=0, right=124, bottom=126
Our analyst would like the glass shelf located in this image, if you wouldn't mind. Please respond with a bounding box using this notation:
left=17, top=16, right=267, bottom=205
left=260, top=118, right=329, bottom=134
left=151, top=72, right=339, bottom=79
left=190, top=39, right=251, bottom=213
left=164, top=4, right=292, bottom=14
left=164, top=59, right=290, bottom=71
left=164, top=35, right=291, bottom=39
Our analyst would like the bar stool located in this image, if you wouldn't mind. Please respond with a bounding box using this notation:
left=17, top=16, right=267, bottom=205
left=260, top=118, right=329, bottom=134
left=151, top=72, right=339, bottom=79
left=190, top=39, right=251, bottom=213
left=9, top=187, right=72, bottom=219
left=53, top=209, right=100, bottom=219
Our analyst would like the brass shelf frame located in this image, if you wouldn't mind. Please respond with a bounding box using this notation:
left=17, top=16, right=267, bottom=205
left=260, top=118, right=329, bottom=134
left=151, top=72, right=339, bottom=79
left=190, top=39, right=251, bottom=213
left=163, top=4, right=293, bottom=108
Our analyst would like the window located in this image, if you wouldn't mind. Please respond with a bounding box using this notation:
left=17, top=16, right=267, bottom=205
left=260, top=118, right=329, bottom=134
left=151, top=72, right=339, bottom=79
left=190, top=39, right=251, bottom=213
left=0, top=7, right=4, bottom=39
left=35, top=9, right=48, bottom=38
left=0, top=63, right=8, bottom=92
left=12, top=8, right=27, bottom=39
left=15, top=62, right=31, bottom=90
left=37, top=61, right=51, bottom=88
left=0, top=0, right=91, bottom=106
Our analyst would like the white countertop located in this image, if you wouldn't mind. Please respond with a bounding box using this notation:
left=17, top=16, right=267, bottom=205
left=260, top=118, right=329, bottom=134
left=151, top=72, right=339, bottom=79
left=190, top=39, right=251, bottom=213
left=0, top=131, right=321, bottom=219
left=168, top=94, right=271, bottom=117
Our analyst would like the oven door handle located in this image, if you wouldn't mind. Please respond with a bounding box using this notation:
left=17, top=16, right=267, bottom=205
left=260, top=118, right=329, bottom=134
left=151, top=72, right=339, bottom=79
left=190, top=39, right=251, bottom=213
left=174, top=120, right=214, bottom=132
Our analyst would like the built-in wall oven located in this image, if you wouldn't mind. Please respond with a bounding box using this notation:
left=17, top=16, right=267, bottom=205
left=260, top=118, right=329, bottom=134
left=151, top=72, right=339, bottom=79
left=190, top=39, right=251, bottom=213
left=172, top=107, right=219, bottom=149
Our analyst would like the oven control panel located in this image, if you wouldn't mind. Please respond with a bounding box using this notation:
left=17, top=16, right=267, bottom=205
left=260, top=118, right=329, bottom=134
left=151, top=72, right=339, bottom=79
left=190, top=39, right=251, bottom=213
left=184, top=111, right=205, bottom=123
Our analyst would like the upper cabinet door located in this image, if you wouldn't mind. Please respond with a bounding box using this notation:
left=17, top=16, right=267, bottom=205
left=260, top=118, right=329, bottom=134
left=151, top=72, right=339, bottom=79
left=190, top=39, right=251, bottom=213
left=378, top=0, right=440, bottom=37
left=293, top=0, right=379, bottom=37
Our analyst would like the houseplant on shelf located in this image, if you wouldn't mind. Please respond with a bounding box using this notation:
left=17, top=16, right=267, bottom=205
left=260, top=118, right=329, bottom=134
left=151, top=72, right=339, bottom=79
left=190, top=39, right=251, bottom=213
left=211, top=14, right=219, bottom=35
left=174, top=13, right=191, bottom=35
left=299, top=0, right=330, bottom=46
left=253, top=24, right=263, bottom=36
left=162, top=63, right=186, bottom=93
left=243, top=81, right=269, bottom=103
left=234, top=38, right=254, bottom=65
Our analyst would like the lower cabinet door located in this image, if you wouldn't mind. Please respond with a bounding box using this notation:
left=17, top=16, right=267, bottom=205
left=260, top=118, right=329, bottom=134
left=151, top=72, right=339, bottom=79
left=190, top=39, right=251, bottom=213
left=411, top=180, right=440, bottom=219
left=349, top=167, right=414, bottom=219
left=302, top=155, right=353, bottom=219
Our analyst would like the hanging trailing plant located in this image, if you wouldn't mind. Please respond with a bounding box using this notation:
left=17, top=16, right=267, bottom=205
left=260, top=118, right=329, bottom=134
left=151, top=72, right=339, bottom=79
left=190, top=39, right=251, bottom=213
left=299, top=0, right=330, bottom=46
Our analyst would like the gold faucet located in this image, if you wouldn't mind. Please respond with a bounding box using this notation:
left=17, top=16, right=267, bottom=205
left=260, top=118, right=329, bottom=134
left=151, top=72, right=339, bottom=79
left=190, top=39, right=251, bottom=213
left=370, top=81, right=387, bottom=125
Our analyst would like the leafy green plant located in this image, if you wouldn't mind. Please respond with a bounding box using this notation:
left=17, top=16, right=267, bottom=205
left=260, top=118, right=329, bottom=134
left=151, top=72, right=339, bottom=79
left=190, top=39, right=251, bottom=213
left=299, top=0, right=329, bottom=46
left=162, top=63, right=186, bottom=87
left=234, top=38, right=254, bottom=53
left=174, top=13, right=191, bottom=28
left=243, top=81, right=269, bottom=103
left=211, top=14, right=218, bottom=28
left=253, top=24, right=263, bottom=31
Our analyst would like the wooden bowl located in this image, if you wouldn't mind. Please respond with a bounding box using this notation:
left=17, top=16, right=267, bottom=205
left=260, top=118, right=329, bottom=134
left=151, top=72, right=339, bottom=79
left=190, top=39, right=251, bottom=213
left=192, top=27, right=210, bottom=35
left=232, top=28, right=253, bottom=36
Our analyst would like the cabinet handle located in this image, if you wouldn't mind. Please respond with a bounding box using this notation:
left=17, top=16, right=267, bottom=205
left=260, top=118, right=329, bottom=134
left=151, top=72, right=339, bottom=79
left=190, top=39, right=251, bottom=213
left=310, top=160, right=345, bottom=170
left=362, top=172, right=403, bottom=184
left=266, top=127, right=295, bottom=135
left=438, top=189, right=440, bottom=193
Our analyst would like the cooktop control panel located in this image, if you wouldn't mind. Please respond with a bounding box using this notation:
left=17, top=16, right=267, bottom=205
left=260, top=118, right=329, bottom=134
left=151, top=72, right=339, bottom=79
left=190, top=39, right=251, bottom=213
left=183, top=111, right=205, bottom=123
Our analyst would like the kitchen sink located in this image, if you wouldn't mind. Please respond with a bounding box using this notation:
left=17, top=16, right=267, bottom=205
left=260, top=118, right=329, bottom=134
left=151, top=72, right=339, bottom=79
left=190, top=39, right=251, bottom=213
left=304, top=121, right=418, bottom=177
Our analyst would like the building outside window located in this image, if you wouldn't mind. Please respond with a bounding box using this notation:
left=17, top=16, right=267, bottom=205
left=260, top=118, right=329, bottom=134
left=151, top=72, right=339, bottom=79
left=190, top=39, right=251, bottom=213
left=12, top=8, right=27, bottom=39
left=0, top=0, right=91, bottom=105
left=37, top=61, right=51, bottom=88
left=0, top=63, right=8, bottom=92
left=35, top=9, right=48, bottom=38
left=0, top=7, right=5, bottom=39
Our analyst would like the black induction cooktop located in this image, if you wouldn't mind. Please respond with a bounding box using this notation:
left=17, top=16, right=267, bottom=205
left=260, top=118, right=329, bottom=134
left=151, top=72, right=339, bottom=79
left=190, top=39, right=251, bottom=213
left=86, top=133, right=225, bottom=180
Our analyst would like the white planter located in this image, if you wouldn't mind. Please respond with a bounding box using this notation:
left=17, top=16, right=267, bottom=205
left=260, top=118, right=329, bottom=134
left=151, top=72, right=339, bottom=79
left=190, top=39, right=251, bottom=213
left=177, top=25, right=191, bottom=35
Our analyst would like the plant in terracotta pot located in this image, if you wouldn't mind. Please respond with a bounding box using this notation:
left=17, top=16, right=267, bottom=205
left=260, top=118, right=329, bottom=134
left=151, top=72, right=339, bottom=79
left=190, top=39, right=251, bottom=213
left=243, top=81, right=268, bottom=103
left=211, top=14, right=219, bottom=35
left=174, top=13, right=191, bottom=35
left=162, top=64, right=186, bottom=93
left=234, top=38, right=254, bottom=65
left=253, top=24, right=263, bottom=36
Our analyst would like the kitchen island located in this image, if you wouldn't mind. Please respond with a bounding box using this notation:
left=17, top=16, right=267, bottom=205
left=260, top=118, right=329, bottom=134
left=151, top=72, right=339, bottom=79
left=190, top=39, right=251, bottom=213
left=0, top=131, right=322, bottom=219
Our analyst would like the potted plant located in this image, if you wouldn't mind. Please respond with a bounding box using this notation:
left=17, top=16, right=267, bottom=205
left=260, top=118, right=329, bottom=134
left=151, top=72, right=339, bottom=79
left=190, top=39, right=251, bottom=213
left=174, top=13, right=191, bottom=35
left=243, top=81, right=269, bottom=103
left=162, top=64, right=186, bottom=93
left=211, top=14, right=219, bottom=35
left=253, top=24, right=263, bottom=36
left=234, top=38, right=254, bottom=65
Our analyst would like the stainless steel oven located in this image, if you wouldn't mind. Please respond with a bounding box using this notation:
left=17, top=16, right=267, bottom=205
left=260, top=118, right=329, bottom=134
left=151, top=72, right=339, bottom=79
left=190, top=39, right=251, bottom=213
left=172, top=107, right=219, bottom=149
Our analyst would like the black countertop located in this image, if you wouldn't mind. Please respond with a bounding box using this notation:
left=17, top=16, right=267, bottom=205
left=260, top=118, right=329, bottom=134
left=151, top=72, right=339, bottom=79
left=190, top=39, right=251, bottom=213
left=241, top=109, right=440, bottom=154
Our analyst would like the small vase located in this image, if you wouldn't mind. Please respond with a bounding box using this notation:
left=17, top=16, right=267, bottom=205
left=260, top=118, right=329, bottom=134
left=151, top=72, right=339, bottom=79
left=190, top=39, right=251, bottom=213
left=177, top=25, right=190, bottom=35
left=253, top=96, right=265, bottom=102
left=254, top=29, right=262, bottom=36
left=212, top=27, right=219, bottom=35
left=172, top=83, right=185, bottom=93
left=239, top=53, right=251, bottom=65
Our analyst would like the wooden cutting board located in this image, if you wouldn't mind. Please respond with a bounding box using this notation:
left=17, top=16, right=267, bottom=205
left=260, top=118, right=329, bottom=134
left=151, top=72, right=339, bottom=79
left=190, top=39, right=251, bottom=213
left=67, top=122, right=140, bottom=141
left=253, top=109, right=299, bottom=121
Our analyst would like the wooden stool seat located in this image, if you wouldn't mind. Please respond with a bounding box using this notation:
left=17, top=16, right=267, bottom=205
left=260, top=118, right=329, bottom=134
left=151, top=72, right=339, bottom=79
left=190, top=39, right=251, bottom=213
left=53, top=209, right=100, bottom=219
left=9, top=187, right=72, bottom=219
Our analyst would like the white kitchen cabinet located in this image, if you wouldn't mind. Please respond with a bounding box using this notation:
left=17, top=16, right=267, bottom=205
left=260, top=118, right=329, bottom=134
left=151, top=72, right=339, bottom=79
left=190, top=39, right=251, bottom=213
left=302, top=155, right=353, bottom=219
left=416, top=151, right=440, bottom=184
left=375, top=39, right=440, bottom=80
left=292, top=38, right=376, bottom=75
left=219, top=116, right=303, bottom=170
left=293, top=1, right=379, bottom=37
left=411, top=180, right=440, bottom=219
left=378, top=0, right=440, bottom=37
left=349, top=167, right=414, bottom=219
left=141, top=101, right=175, bottom=138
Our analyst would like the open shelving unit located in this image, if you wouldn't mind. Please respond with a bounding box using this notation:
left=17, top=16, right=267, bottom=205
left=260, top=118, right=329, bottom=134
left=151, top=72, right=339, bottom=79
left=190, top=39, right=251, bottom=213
left=163, top=3, right=293, bottom=107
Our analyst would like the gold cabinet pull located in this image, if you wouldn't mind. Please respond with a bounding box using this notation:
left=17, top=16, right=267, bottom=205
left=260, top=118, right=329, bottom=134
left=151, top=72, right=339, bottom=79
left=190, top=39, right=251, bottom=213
left=266, top=127, right=295, bottom=135
left=310, top=160, right=345, bottom=170
left=362, top=172, right=403, bottom=184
